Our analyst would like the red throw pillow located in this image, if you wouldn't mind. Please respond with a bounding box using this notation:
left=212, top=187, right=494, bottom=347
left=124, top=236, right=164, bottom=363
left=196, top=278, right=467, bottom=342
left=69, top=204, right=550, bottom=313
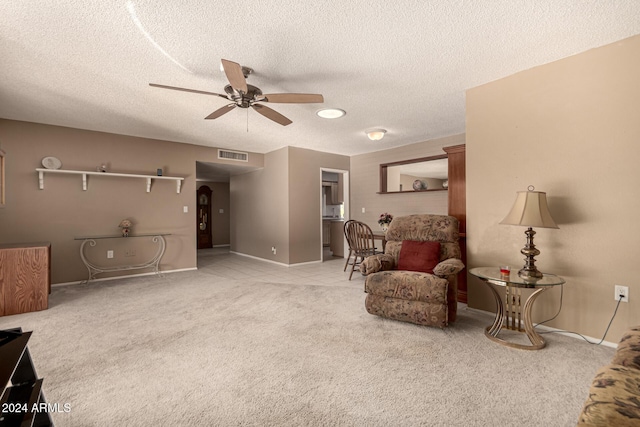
left=397, top=240, right=441, bottom=274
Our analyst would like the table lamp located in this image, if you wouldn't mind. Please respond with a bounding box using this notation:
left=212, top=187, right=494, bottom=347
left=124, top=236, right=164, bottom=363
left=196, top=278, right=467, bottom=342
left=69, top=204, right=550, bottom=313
left=500, top=186, right=558, bottom=279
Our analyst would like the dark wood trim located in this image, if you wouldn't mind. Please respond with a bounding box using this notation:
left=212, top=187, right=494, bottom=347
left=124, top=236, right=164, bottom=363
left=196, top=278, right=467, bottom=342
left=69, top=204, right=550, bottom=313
left=380, top=164, right=387, bottom=192
left=443, top=145, right=466, bottom=234
left=444, top=144, right=467, bottom=303
left=457, top=289, right=468, bottom=304
left=442, top=144, right=465, bottom=155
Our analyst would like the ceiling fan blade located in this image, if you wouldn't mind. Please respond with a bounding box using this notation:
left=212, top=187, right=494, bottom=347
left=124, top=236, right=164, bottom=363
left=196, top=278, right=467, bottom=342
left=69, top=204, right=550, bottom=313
left=262, top=93, right=324, bottom=104
left=149, top=83, right=228, bottom=99
left=221, top=59, right=248, bottom=94
left=252, top=104, right=292, bottom=126
left=205, top=104, right=236, bottom=120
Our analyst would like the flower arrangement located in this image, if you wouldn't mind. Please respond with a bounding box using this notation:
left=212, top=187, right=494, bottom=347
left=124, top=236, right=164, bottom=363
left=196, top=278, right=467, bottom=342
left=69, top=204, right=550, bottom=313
left=119, top=219, right=132, bottom=228
left=378, top=212, right=393, bottom=226
left=119, top=219, right=132, bottom=237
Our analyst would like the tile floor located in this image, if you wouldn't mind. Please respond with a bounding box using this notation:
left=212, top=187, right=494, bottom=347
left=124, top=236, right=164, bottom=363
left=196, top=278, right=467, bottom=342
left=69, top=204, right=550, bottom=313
left=196, top=247, right=360, bottom=288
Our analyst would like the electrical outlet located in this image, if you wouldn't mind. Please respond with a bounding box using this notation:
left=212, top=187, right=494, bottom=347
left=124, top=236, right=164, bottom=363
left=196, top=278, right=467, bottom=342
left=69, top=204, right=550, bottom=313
left=183, top=206, right=188, bottom=213
left=615, top=285, right=629, bottom=302
left=361, top=207, right=366, bottom=213
left=271, top=246, right=277, bottom=255
left=107, top=250, right=114, bottom=259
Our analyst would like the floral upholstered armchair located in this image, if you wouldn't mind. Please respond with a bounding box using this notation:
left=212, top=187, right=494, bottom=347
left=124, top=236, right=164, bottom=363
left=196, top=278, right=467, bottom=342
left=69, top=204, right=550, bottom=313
left=360, top=214, right=465, bottom=328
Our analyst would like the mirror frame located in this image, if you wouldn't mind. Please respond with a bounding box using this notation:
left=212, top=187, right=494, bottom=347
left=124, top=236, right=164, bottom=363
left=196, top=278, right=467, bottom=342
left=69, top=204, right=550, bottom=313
left=379, top=154, right=448, bottom=194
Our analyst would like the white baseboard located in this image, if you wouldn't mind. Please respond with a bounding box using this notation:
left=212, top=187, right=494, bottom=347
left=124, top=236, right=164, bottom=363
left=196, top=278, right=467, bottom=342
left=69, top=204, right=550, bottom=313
left=464, top=306, right=618, bottom=348
left=229, top=251, right=322, bottom=267
left=290, top=260, right=323, bottom=267
left=229, top=251, right=290, bottom=267
left=52, top=267, right=198, bottom=287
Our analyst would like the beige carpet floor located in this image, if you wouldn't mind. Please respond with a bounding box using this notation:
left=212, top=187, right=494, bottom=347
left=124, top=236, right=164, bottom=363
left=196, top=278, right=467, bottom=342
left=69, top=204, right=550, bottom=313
left=0, top=250, right=614, bottom=426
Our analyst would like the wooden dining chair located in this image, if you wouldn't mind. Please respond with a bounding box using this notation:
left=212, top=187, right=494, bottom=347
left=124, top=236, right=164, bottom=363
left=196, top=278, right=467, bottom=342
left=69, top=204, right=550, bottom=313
left=343, top=220, right=381, bottom=280
left=343, top=220, right=356, bottom=272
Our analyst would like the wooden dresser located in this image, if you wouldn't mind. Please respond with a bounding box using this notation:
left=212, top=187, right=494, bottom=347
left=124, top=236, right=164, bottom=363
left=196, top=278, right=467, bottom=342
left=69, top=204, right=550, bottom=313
left=0, top=242, right=51, bottom=316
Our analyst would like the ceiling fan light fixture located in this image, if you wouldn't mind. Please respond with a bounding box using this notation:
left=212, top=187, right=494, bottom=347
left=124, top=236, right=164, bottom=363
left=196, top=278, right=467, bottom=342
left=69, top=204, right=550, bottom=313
left=366, top=129, right=387, bottom=141
left=316, top=108, right=346, bottom=119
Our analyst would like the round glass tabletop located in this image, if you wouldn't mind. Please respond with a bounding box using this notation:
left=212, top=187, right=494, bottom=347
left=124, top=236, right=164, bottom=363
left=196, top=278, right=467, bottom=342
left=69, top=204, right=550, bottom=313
left=469, top=267, right=565, bottom=287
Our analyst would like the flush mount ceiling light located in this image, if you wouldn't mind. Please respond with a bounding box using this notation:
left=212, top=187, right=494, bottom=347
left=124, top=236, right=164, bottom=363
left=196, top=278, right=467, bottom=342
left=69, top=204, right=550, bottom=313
left=366, top=129, right=387, bottom=141
left=316, top=108, right=346, bottom=119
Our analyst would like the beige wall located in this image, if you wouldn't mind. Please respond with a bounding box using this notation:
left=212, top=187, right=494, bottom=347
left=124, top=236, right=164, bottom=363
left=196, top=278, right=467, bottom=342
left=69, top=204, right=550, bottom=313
left=350, top=134, right=465, bottom=230
left=466, top=35, right=640, bottom=342
left=231, top=147, right=290, bottom=263
left=231, top=146, right=349, bottom=265
left=0, top=119, right=347, bottom=275
left=0, top=119, right=263, bottom=283
left=197, top=181, right=230, bottom=246
left=288, top=147, right=349, bottom=264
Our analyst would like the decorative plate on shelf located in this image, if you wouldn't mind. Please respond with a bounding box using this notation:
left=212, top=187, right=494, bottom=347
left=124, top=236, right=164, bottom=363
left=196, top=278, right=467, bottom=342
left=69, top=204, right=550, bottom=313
left=412, top=180, right=426, bottom=191
left=41, top=156, right=62, bottom=169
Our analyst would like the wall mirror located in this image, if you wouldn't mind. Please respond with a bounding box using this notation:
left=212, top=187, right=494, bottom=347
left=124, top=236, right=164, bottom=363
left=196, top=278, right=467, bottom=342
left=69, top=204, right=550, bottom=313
left=379, top=154, right=448, bottom=194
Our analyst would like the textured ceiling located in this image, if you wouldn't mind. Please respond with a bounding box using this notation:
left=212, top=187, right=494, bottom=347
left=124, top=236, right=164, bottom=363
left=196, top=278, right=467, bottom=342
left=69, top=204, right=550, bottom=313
left=1, top=1, right=639, bottom=156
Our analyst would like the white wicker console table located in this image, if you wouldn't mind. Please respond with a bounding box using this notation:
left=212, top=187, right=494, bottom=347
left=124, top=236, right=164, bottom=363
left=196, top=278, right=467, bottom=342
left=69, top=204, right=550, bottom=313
left=74, top=234, right=170, bottom=283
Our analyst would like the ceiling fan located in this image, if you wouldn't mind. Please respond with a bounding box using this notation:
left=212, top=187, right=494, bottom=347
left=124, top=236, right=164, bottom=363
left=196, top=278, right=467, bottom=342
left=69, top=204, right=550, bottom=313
left=150, top=59, right=324, bottom=126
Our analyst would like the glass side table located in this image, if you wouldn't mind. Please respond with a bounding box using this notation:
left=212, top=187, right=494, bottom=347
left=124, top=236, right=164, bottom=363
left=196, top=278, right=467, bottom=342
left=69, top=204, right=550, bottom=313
left=469, top=267, right=565, bottom=350
left=74, top=234, right=170, bottom=284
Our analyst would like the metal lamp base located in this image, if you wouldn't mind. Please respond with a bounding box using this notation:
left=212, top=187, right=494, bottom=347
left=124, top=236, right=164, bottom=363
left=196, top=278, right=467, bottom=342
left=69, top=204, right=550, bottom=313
left=518, top=266, right=543, bottom=279
left=518, top=227, right=543, bottom=279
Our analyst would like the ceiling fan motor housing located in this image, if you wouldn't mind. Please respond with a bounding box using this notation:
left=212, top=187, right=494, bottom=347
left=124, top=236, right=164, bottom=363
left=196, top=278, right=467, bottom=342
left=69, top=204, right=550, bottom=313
left=240, top=66, right=253, bottom=78
left=224, top=84, right=263, bottom=108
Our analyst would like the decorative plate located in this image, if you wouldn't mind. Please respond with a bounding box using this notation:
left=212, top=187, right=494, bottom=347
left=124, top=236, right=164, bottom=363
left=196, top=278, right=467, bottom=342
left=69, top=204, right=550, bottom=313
left=412, top=180, right=426, bottom=191
left=42, top=156, right=62, bottom=169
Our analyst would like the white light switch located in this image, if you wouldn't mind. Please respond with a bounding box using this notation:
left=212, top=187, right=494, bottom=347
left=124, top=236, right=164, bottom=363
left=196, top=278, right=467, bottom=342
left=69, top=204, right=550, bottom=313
left=361, top=207, right=366, bottom=213
left=183, top=206, right=188, bottom=213
left=107, top=250, right=114, bottom=259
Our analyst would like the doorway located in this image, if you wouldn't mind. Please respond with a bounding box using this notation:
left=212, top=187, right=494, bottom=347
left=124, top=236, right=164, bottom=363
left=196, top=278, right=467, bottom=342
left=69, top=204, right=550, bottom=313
left=320, top=169, right=349, bottom=262
left=196, top=185, right=213, bottom=249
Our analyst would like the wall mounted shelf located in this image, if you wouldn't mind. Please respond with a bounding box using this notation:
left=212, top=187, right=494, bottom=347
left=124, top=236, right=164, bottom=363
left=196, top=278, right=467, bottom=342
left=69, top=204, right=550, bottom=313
left=36, top=168, right=184, bottom=193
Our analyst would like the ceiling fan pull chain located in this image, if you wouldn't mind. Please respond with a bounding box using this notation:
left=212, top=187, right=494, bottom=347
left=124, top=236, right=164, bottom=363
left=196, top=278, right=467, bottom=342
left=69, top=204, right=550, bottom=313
left=247, top=109, right=249, bottom=132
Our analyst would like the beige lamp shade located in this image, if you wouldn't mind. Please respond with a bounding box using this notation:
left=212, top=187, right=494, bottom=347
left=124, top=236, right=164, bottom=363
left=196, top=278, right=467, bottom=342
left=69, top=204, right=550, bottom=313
left=500, top=189, right=558, bottom=229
